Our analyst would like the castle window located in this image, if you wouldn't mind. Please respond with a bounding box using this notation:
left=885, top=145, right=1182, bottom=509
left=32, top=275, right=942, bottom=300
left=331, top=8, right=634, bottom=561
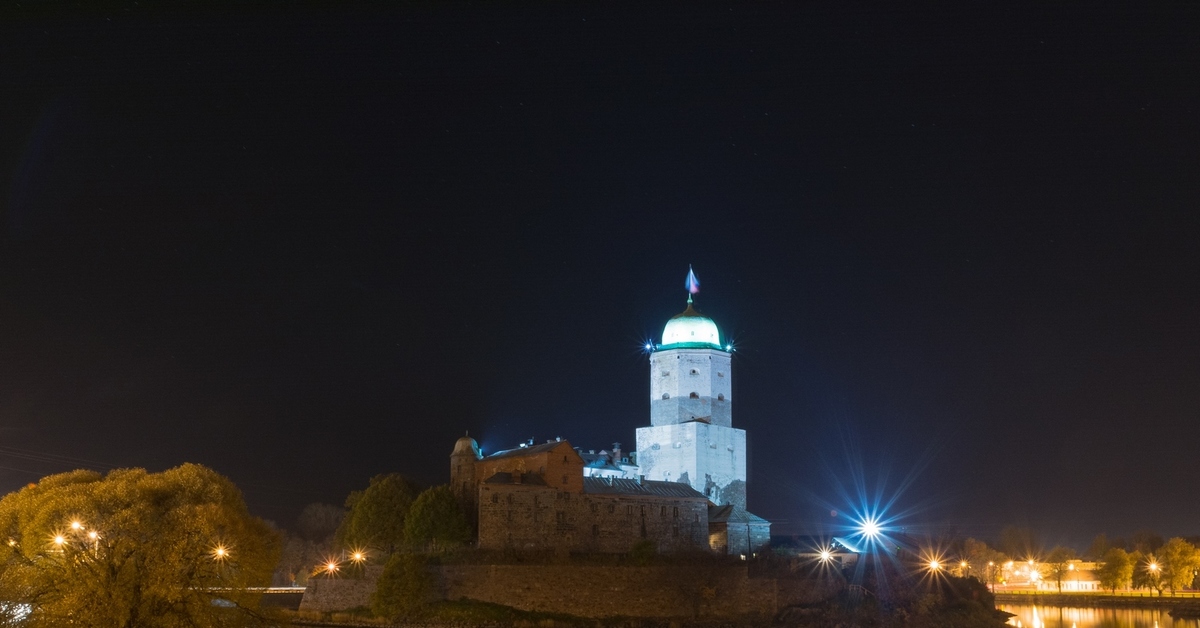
left=662, top=393, right=670, bottom=400
left=717, top=372, right=724, bottom=377
left=717, top=393, right=725, bottom=401
left=608, top=504, right=615, bottom=513
left=689, top=392, right=699, bottom=399
left=690, top=369, right=698, bottom=375
left=592, top=524, right=599, bottom=537
left=640, top=505, right=646, bottom=515
left=507, top=494, right=514, bottom=504
left=673, top=525, right=679, bottom=538
left=591, top=503, right=598, bottom=513
left=492, top=493, right=499, bottom=504
left=640, top=522, right=647, bottom=538
left=694, top=513, right=700, bottom=523
left=660, top=506, right=667, bottom=517
left=626, top=505, right=633, bottom=515
left=661, top=370, right=670, bottom=377
left=563, top=455, right=568, bottom=463
left=556, top=511, right=565, bottom=523
left=506, top=510, right=513, bottom=521
left=673, top=507, right=679, bottom=518
left=534, top=496, right=539, bottom=506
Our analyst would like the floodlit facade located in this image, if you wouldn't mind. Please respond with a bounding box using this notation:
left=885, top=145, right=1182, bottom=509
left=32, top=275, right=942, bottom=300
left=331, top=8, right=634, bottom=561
left=450, top=281, right=769, bottom=554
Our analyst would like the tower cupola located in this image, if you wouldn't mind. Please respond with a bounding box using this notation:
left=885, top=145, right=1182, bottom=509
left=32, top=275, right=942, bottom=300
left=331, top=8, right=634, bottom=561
left=660, top=300, right=722, bottom=350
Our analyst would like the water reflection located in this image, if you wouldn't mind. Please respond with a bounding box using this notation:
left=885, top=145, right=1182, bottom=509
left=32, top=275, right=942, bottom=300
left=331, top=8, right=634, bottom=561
left=1001, top=604, right=1200, bottom=628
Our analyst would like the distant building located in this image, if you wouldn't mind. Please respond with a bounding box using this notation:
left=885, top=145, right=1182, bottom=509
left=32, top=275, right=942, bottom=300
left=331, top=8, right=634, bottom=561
left=1000, top=559, right=1101, bottom=590
left=450, top=275, right=770, bottom=555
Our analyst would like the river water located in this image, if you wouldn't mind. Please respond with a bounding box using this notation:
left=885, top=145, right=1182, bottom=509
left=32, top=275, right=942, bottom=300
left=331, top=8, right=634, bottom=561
left=1000, top=604, right=1200, bottom=628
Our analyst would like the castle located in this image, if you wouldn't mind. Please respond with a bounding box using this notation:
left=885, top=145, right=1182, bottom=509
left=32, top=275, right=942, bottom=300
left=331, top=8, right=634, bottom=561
left=450, top=272, right=769, bottom=555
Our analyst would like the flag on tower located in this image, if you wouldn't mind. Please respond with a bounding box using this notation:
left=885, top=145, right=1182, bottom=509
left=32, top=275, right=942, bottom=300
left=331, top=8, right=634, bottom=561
left=685, top=266, right=700, bottom=294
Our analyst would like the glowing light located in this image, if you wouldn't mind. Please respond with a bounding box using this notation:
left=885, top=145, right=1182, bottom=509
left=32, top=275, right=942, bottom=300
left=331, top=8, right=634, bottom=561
left=929, top=560, right=941, bottom=571
left=212, top=545, right=230, bottom=560
left=725, top=343, right=733, bottom=351
left=87, top=531, right=98, bottom=540
left=960, top=561, right=968, bottom=568
left=661, top=314, right=721, bottom=348
left=350, top=550, right=366, bottom=563
left=1149, top=562, right=1159, bottom=572
left=6, top=539, right=15, bottom=547
left=644, top=342, right=654, bottom=351
left=69, top=521, right=83, bottom=531
left=53, top=535, right=64, bottom=546
left=1068, top=563, right=1075, bottom=571
left=859, top=518, right=881, bottom=539
left=818, top=549, right=832, bottom=563
left=325, top=561, right=340, bottom=574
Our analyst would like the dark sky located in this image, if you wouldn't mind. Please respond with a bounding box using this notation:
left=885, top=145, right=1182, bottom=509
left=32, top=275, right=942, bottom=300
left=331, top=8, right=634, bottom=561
left=2, top=2, right=1198, bottom=548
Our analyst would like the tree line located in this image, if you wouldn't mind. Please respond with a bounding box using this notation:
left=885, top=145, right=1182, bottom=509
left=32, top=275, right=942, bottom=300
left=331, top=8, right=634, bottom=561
left=0, top=463, right=471, bottom=627
left=953, top=526, right=1200, bottom=596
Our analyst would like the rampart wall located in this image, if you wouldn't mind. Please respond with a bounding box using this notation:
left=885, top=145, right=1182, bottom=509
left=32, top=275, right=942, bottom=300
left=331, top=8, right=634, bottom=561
left=300, top=563, right=839, bottom=619
left=298, top=566, right=383, bottom=612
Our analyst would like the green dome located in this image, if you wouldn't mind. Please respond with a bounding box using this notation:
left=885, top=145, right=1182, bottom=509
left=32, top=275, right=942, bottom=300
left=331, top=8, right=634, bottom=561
left=660, top=303, right=723, bottom=350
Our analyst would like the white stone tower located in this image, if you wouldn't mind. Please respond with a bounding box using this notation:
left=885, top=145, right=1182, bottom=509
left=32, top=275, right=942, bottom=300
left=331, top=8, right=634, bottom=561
left=635, top=273, right=747, bottom=510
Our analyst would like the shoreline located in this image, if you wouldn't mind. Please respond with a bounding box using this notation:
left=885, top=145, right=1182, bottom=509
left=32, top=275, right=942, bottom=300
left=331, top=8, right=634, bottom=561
left=994, top=592, right=1196, bottom=609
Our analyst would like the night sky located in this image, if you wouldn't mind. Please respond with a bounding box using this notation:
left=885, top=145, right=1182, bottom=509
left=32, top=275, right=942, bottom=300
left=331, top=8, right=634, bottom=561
left=3, top=3, right=1198, bottom=547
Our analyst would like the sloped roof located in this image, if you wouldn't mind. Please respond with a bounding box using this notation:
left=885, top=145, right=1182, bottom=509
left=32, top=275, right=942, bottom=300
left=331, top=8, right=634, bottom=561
left=708, top=504, right=770, bottom=525
left=481, top=472, right=548, bottom=486
left=582, top=477, right=707, bottom=499
left=484, top=440, right=571, bottom=460
left=771, top=535, right=857, bottom=554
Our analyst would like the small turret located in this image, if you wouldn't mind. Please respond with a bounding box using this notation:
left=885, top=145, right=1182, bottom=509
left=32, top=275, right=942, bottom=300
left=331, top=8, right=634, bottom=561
left=450, top=433, right=481, bottom=531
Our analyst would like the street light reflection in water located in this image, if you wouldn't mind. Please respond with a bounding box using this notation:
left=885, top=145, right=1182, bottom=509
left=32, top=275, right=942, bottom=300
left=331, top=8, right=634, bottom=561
left=1001, top=604, right=1200, bottom=628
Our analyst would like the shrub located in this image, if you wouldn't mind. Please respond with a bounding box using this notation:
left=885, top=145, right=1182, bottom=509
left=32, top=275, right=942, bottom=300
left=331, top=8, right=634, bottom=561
left=371, top=553, right=433, bottom=620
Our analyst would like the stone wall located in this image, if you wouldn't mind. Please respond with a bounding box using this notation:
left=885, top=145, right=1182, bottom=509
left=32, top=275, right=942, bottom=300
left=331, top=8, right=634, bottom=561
left=300, top=563, right=838, bottom=617
left=297, top=567, right=383, bottom=612
left=478, top=481, right=709, bottom=553
left=636, top=421, right=747, bottom=509
left=437, top=564, right=837, bottom=619
left=650, top=349, right=733, bottom=427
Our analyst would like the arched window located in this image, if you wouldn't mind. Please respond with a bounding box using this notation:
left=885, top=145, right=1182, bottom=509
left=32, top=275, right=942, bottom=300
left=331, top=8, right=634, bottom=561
left=717, top=393, right=725, bottom=401
left=662, top=393, right=670, bottom=400
left=689, top=392, right=699, bottom=399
